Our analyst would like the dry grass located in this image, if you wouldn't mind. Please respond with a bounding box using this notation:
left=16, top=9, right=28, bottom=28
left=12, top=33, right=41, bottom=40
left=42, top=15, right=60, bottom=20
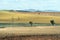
left=0, top=26, right=60, bottom=37
left=0, top=11, right=60, bottom=23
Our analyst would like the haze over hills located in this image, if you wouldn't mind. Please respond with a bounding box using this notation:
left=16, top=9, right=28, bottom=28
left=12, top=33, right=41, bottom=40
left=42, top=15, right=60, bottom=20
left=4, top=9, right=60, bottom=12
left=42, top=10, right=60, bottom=12
left=0, top=9, right=59, bottom=12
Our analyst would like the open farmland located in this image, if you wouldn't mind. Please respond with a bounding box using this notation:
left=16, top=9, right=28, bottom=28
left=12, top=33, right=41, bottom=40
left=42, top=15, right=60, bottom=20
left=0, top=26, right=60, bottom=36
left=0, top=11, right=60, bottom=40
left=0, top=11, right=60, bottom=23
left=0, top=11, right=60, bottom=27
left=0, top=26, right=60, bottom=40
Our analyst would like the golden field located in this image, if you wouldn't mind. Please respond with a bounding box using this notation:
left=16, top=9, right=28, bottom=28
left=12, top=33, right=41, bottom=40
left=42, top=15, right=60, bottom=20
left=0, top=11, right=60, bottom=40
left=0, top=26, right=60, bottom=37
left=0, top=11, right=60, bottom=23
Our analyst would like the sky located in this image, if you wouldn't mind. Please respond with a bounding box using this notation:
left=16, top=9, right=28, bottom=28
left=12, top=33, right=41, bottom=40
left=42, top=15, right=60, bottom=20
left=0, top=0, right=60, bottom=11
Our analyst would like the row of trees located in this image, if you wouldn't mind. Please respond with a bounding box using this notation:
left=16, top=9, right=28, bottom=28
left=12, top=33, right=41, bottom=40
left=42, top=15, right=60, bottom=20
left=11, top=17, right=55, bottom=26
left=29, top=20, right=55, bottom=26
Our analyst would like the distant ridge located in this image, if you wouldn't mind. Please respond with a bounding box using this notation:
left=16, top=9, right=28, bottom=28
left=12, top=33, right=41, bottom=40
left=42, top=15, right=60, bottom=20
left=43, top=10, right=60, bottom=12
left=2, top=9, right=60, bottom=12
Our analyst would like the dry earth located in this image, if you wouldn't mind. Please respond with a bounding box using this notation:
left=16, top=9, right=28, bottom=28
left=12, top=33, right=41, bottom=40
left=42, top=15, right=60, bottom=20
left=0, top=26, right=60, bottom=37
left=0, top=26, right=60, bottom=40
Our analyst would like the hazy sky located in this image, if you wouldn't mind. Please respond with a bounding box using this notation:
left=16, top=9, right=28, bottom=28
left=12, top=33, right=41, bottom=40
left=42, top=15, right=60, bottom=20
left=0, top=0, right=60, bottom=11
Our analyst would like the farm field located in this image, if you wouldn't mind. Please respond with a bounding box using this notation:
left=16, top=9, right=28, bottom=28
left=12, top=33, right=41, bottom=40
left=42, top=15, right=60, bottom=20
left=0, top=26, right=60, bottom=37
left=0, top=11, right=60, bottom=27
left=0, top=26, right=60, bottom=40
left=0, top=11, right=60, bottom=40
left=0, top=11, right=60, bottom=23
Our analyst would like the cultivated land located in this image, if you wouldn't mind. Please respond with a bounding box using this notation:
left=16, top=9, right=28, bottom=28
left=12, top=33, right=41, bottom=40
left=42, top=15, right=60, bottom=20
left=0, top=26, right=60, bottom=37
left=0, top=11, right=60, bottom=40
left=0, top=11, right=60, bottom=23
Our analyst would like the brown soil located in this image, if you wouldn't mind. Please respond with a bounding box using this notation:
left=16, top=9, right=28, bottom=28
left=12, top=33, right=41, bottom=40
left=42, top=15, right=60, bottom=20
left=0, top=35, right=60, bottom=40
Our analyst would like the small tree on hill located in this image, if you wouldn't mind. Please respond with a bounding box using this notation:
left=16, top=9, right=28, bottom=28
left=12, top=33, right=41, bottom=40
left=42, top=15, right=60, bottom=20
left=29, top=21, right=33, bottom=26
left=50, top=20, right=55, bottom=26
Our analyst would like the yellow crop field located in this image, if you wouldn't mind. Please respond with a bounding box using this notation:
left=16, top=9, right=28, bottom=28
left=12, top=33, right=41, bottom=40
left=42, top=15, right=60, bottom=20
left=0, top=11, right=60, bottom=23
left=0, top=26, right=60, bottom=37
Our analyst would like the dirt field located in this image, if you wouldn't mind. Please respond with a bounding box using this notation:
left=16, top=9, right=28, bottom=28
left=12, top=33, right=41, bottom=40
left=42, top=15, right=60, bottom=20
left=0, top=26, right=60, bottom=37
left=0, top=35, right=60, bottom=40
left=0, top=26, right=60, bottom=40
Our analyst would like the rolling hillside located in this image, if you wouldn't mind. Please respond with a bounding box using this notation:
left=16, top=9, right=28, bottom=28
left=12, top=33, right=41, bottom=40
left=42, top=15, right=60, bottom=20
left=0, top=11, right=60, bottom=23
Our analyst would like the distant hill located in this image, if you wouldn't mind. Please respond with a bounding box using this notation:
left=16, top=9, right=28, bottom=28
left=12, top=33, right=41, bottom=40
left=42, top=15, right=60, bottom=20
left=15, top=10, right=60, bottom=12
left=2, top=9, right=60, bottom=12
left=43, top=10, right=60, bottom=12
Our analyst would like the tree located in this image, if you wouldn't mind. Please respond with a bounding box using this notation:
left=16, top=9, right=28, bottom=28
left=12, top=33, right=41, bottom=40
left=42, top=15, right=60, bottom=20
left=29, top=21, right=33, bottom=26
left=50, top=20, right=55, bottom=26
